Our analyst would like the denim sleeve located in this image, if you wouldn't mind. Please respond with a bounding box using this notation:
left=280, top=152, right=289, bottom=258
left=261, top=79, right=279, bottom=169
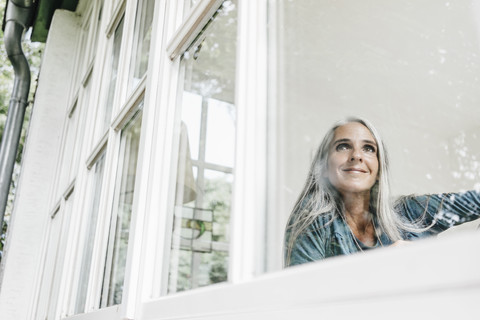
left=396, top=190, right=480, bottom=234
left=285, top=222, right=326, bottom=267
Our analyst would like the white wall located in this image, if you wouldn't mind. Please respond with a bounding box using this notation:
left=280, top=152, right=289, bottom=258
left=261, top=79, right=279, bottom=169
left=0, top=10, right=80, bottom=320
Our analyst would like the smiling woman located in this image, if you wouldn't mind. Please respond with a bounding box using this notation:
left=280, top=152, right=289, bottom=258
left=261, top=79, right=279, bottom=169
left=326, top=122, right=379, bottom=197
left=268, top=0, right=480, bottom=271
left=284, top=117, right=480, bottom=266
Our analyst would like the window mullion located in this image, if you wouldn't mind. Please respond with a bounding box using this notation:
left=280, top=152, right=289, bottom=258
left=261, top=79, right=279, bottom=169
left=229, top=0, right=269, bottom=283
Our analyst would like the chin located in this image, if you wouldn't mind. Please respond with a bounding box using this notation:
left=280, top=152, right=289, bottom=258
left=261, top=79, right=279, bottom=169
left=336, top=184, right=374, bottom=195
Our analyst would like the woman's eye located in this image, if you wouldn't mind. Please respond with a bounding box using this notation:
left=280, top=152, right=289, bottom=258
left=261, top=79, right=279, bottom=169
left=363, top=145, right=376, bottom=153
left=336, top=143, right=350, bottom=151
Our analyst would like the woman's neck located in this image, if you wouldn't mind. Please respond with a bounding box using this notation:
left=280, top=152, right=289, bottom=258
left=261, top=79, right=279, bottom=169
left=342, top=192, right=376, bottom=246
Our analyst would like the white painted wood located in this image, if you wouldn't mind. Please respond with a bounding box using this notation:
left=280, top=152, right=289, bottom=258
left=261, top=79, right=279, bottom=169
left=105, top=0, right=126, bottom=39
left=121, top=0, right=174, bottom=318
left=86, top=132, right=108, bottom=170
left=60, top=305, right=122, bottom=320
left=132, top=0, right=184, bottom=305
left=229, top=0, right=269, bottom=283
left=166, top=0, right=225, bottom=60
left=0, top=10, right=81, bottom=320
left=142, top=232, right=480, bottom=320
left=111, top=77, right=146, bottom=131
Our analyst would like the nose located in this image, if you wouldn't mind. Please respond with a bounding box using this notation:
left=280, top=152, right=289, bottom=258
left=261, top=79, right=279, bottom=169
left=349, top=148, right=363, bottom=162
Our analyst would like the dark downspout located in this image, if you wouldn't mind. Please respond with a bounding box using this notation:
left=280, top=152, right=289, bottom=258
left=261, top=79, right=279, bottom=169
left=0, top=0, right=34, bottom=230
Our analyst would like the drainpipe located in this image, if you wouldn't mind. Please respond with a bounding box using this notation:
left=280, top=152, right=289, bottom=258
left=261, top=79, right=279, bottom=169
left=0, top=0, right=34, bottom=231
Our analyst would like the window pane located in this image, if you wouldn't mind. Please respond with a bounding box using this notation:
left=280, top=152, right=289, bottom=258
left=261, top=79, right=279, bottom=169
left=47, top=193, right=75, bottom=320
left=70, top=79, right=92, bottom=182
left=74, top=152, right=106, bottom=314
left=102, top=17, right=124, bottom=134
left=183, top=0, right=200, bottom=16
left=205, top=98, right=235, bottom=167
left=90, top=1, right=104, bottom=61
left=270, top=0, right=480, bottom=269
left=101, top=108, right=143, bottom=307
left=168, top=0, right=237, bottom=293
left=127, top=0, right=155, bottom=93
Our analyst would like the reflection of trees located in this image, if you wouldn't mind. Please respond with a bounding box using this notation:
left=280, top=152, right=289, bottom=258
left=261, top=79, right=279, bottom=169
left=451, top=130, right=480, bottom=189
left=172, top=174, right=231, bottom=291
left=184, top=1, right=237, bottom=104
left=204, top=174, right=231, bottom=242
left=171, top=0, right=237, bottom=293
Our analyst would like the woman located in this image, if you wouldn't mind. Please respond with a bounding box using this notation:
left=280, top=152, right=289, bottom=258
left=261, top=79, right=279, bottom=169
left=284, top=117, right=480, bottom=267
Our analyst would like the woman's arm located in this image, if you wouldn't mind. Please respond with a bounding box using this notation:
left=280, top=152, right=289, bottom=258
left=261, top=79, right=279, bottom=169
left=284, top=220, right=327, bottom=267
left=396, top=190, right=480, bottom=235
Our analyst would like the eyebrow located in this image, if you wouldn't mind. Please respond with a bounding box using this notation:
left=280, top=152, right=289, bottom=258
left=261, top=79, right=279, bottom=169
left=333, top=138, right=377, bottom=146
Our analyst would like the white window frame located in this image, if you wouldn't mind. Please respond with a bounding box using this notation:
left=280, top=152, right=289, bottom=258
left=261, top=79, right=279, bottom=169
left=42, top=0, right=159, bottom=319
left=33, top=1, right=480, bottom=319
left=137, top=0, right=269, bottom=318
left=34, top=0, right=268, bottom=319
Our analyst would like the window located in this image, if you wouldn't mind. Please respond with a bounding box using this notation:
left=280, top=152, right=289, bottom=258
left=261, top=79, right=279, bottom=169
left=98, top=16, right=124, bottom=138
left=268, top=0, right=480, bottom=269
left=166, top=0, right=238, bottom=293
left=57, top=100, right=79, bottom=193
left=74, top=152, right=106, bottom=314
left=101, top=108, right=143, bottom=307
left=127, top=0, right=155, bottom=93
left=24, top=1, right=480, bottom=320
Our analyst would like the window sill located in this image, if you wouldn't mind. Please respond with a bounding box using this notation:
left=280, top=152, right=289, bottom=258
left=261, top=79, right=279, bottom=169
left=62, top=305, right=121, bottom=320
left=142, top=231, right=480, bottom=319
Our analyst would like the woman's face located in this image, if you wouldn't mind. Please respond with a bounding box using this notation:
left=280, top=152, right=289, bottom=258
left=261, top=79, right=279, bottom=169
left=325, top=122, right=379, bottom=197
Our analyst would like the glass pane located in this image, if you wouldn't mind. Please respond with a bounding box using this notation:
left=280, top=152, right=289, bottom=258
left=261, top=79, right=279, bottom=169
left=205, top=98, right=235, bottom=167
left=101, top=108, right=143, bottom=307
left=90, top=1, right=104, bottom=61
left=47, top=193, right=75, bottom=320
left=70, top=79, right=92, bottom=182
left=74, top=152, right=106, bottom=314
left=102, top=17, right=124, bottom=133
left=59, top=103, right=78, bottom=193
left=183, top=0, right=200, bottom=16
left=128, top=0, right=155, bottom=92
left=180, top=91, right=202, bottom=160
left=169, top=170, right=233, bottom=292
left=127, top=0, right=155, bottom=93
left=270, top=0, right=480, bottom=269
left=168, top=0, right=238, bottom=294
left=74, top=21, right=90, bottom=88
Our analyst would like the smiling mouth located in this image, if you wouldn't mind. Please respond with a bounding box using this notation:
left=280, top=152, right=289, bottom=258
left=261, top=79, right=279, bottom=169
left=343, top=168, right=368, bottom=173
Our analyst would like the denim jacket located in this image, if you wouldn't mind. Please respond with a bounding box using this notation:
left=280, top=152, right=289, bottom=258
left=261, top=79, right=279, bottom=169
left=285, top=190, right=480, bottom=267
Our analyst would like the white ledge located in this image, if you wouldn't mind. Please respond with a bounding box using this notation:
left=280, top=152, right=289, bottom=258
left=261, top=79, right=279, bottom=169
left=142, top=232, right=480, bottom=319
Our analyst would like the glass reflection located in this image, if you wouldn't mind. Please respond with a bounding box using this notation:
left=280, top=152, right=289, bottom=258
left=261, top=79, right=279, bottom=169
left=270, top=0, right=480, bottom=270
left=101, top=108, right=142, bottom=307
left=75, top=152, right=106, bottom=314
left=127, top=0, right=155, bottom=93
left=102, top=17, right=124, bottom=133
left=168, top=0, right=237, bottom=293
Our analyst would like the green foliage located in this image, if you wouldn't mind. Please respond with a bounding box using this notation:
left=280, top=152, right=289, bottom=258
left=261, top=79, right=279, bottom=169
left=0, top=0, right=44, bottom=259
left=170, top=174, right=232, bottom=292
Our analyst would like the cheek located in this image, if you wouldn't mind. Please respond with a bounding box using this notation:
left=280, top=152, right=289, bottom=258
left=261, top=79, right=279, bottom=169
left=371, top=159, right=380, bottom=178
left=325, top=155, right=338, bottom=177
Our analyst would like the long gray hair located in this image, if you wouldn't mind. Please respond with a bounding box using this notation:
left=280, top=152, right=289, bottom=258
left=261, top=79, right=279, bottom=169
left=284, top=117, right=419, bottom=266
